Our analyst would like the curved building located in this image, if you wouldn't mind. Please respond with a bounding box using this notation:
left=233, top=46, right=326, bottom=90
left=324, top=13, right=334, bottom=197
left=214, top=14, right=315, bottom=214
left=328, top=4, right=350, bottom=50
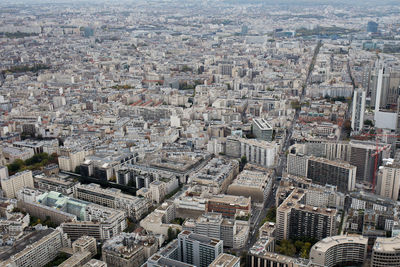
left=309, top=235, right=368, bottom=267
left=372, top=236, right=400, bottom=267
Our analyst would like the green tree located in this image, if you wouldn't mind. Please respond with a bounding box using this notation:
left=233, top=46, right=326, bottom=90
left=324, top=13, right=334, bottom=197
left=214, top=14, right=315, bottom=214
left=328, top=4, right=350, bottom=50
left=240, top=156, right=247, bottom=165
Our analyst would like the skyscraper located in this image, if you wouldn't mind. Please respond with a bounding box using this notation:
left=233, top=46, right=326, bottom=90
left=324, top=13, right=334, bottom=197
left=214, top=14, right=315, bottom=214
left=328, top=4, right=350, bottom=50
left=367, top=21, right=378, bottom=33
left=351, top=89, right=366, bottom=133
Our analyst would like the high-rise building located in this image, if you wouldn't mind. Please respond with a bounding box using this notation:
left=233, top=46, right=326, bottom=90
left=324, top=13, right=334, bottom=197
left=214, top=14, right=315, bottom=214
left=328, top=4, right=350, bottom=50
left=309, top=235, right=368, bottom=267
left=307, top=156, right=356, bottom=192
left=178, top=231, right=223, bottom=267
left=367, top=21, right=378, bottom=33
left=287, top=153, right=308, bottom=177
left=1, top=170, right=34, bottom=198
left=276, top=189, right=337, bottom=241
left=371, top=236, right=400, bottom=267
left=350, top=141, right=387, bottom=184
left=377, top=155, right=400, bottom=201
left=351, top=89, right=366, bottom=133
left=287, top=153, right=356, bottom=192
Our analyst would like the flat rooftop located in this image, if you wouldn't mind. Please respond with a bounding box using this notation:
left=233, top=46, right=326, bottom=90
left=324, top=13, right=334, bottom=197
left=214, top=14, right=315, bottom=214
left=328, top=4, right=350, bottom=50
left=374, top=236, right=400, bottom=252
left=209, top=253, right=240, bottom=267
left=312, top=235, right=368, bottom=253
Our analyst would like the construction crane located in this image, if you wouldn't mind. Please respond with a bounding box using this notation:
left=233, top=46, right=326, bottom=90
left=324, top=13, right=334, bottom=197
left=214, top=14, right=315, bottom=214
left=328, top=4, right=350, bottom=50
left=360, top=133, right=400, bottom=192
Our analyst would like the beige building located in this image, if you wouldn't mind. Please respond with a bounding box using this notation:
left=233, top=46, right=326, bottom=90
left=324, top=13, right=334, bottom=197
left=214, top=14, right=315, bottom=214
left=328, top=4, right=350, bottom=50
left=1, top=170, right=34, bottom=198
left=377, top=156, right=400, bottom=201
left=73, top=235, right=97, bottom=257
left=227, top=169, right=273, bottom=203
left=0, top=229, right=70, bottom=267
left=74, top=183, right=150, bottom=221
left=372, top=235, right=400, bottom=267
left=309, top=235, right=368, bottom=267
left=102, top=240, right=145, bottom=267
left=209, top=253, right=240, bottom=267
left=84, top=259, right=108, bottom=267
left=276, top=188, right=337, bottom=241
left=58, top=148, right=89, bottom=172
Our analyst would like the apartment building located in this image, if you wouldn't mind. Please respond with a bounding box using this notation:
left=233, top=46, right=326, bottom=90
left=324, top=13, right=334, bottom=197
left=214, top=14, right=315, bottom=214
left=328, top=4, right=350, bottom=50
left=74, top=183, right=150, bottom=221
left=1, top=170, right=34, bottom=198
left=276, top=189, right=337, bottom=241
left=0, top=229, right=69, bottom=267
left=178, top=231, right=223, bottom=267
left=309, top=235, right=368, bottom=267
left=372, top=236, right=400, bottom=267
left=182, top=213, right=249, bottom=249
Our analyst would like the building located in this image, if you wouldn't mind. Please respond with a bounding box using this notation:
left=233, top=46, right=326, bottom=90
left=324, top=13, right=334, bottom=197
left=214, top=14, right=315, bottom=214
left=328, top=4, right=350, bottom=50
left=84, top=259, right=108, bottom=267
left=102, top=235, right=145, bottom=267
left=367, top=21, right=378, bottom=33
left=227, top=169, right=273, bottom=203
left=2, top=146, right=34, bottom=163
left=58, top=251, right=92, bottom=267
left=372, top=235, right=400, bottom=267
left=309, top=235, right=368, bottom=267
left=225, top=137, right=277, bottom=168
left=0, top=229, right=70, bottom=267
left=351, top=89, right=366, bottom=133
left=350, top=141, right=387, bottom=184
left=209, top=253, right=240, bottom=267
left=287, top=153, right=356, bottom=192
left=377, top=155, right=400, bottom=201
left=73, top=235, right=97, bottom=257
left=205, top=195, right=251, bottom=218
left=248, top=240, right=309, bottom=267
left=34, top=172, right=78, bottom=196
left=182, top=213, right=250, bottom=249
left=190, top=158, right=239, bottom=194
left=240, top=138, right=277, bottom=168
left=58, top=148, right=89, bottom=172
left=287, top=153, right=308, bottom=177
left=1, top=170, right=34, bottom=198
left=178, top=231, right=223, bottom=267
left=140, top=201, right=182, bottom=237
left=276, top=188, right=337, bottom=241
left=307, top=156, right=356, bottom=192
left=252, top=118, right=274, bottom=141
left=74, top=183, right=150, bottom=221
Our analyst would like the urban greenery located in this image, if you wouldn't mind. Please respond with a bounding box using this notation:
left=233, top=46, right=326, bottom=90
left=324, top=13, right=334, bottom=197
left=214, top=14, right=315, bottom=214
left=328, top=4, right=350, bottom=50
left=171, top=217, right=185, bottom=225
left=1, top=63, right=50, bottom=74
left=29, top=216, right=58, bottom=228
left=7, top=152, right=58, bottom=175
left=260, top=207, right=277, bottom=224
left=43, top=252, right=70, bottom=267
left=167, top=227, right=180, bottom=243
left=276, top=238, right=316, bottom=258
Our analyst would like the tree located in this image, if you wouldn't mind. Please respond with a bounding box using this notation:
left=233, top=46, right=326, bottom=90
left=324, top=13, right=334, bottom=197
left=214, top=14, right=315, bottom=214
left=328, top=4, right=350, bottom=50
left=74, top=166, right=81, bottom=174
left=343, top=119, right=352, bottom=137
left=276, top=240, right=296, bottom=257
left=240, top=156, right=247, bottom=166
left=364, top=119, right=374, bottom=127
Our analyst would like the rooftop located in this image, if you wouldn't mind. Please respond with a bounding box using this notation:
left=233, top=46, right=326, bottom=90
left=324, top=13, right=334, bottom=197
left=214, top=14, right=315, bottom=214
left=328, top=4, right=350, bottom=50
left=312, top=235, right=368, bottom=253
